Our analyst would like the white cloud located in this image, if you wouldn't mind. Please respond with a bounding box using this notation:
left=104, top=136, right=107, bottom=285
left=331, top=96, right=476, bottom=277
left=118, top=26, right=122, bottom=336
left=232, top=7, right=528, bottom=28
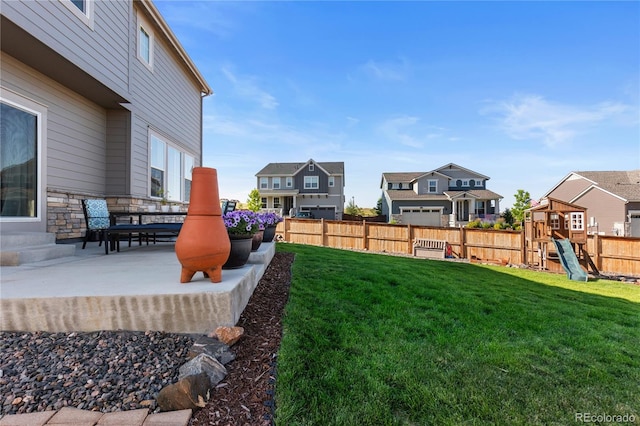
left=482, top=94, right=632, bottom=147
left=377, top=117, right=452, bottom=149
left=360, top=58, right=410, bottom=81
left=221, top=66, right=279, bottom=110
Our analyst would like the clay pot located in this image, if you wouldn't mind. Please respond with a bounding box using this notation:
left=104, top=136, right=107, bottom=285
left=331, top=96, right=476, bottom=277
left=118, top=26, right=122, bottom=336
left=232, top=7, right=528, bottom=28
left=175, top=167, right=231, bottom=283
left=251, top=230, right=264, bottom=251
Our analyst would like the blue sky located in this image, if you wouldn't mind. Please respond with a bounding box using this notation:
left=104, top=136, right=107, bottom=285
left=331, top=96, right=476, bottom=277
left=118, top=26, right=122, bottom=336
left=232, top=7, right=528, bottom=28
left=154, top=0, right=639, bottom=210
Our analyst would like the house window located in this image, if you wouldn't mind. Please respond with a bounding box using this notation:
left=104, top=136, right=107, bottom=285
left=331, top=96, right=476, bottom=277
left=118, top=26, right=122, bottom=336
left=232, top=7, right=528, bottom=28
left=150, top=136, right=166, bottom=198
left=428, top=180, right=437, bottom=193
left=60, top=0, right=93, bottom=27
left=550, top=213, right=560, bottom=230
left=167, top=146, right=181, bottom=202
left=392, top=183, right=400, bottom=189
left=328, top=176, right=335, bottom=187
left=260, top=177, right=268, bottom=189
left=137, top=12, right=154, bottom=69
left=0, top=98, right=44, bottom=219
left=149, top=131, right=192, bottom=202
left=570, top=212, right=584, bottom=231
left=273, top=177, right=281, bottom=189
left=475, top=201, right=485, bottom=215
left=474, top=179, right=482, bottom=187
left=274, top=197, right=281, bottom=208
left=261, top=197, right=267, bottom=209
left=462, top=179, right=469, bottom=187
left=286, top=177, right=293, bottom=188
left=304, top=176, right=319, bottom=189
left=309, top=164, right=314, bottom=171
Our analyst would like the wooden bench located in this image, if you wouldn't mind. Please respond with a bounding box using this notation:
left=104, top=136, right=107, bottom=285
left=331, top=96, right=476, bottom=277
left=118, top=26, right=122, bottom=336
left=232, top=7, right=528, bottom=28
left=413, top=238, right=447, bottom=259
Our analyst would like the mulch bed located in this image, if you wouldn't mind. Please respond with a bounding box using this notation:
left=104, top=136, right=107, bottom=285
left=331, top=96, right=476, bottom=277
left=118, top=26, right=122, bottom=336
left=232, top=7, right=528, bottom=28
left=189, top=251, right=294, bottom=426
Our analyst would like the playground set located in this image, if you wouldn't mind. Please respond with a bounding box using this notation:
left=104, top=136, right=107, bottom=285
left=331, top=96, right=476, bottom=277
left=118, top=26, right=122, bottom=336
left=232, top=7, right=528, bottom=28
left=524, top=198, right=599, bottom=281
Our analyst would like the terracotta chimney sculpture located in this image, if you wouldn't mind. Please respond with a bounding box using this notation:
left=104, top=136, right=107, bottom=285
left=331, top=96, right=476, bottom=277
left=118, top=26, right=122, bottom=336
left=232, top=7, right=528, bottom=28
left=175, top=167, right=231, bottom=283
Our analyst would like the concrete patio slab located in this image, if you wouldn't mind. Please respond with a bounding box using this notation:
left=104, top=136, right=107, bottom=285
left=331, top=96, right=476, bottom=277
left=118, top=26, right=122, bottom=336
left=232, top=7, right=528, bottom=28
left=0, top=240, right=275, bottom=334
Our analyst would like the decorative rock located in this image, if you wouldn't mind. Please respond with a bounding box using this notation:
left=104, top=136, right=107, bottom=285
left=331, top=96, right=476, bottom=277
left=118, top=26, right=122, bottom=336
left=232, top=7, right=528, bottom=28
left=178, top=354, right=227, bottom=388
left=212, top=326, right=244, bottom=346
left=188, top=336, right=236, bottom=365
left=157, top=373, right=210, bottom=412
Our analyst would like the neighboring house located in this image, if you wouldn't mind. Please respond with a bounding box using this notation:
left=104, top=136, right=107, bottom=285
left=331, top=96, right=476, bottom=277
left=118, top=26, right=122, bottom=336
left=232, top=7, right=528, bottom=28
left=255, top=159, right=345, bottom=220
left=380, top=163, right=503, bottom=226
left=542, top=170, right=640, bottom=237
left=1, top=0, right=211, bottom=239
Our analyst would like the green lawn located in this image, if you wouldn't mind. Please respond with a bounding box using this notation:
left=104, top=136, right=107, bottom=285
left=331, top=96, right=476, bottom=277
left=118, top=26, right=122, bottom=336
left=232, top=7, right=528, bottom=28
left=274, top=244, right=640, bottom=426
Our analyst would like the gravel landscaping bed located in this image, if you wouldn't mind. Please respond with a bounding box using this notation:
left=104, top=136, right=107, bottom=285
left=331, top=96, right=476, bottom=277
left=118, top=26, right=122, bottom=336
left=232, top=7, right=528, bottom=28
left=0, top=251, right=294, bottom=425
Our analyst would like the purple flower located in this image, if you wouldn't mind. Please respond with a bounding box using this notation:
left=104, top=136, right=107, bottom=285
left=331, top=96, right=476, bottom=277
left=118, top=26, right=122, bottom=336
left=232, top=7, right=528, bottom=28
left=223, top=210, right=260, bottom=235
left=258, top=212, right=283, bottom=227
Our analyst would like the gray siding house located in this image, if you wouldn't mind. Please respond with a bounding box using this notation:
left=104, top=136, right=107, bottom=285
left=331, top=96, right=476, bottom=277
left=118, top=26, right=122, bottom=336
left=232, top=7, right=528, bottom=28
left=380, top=163, right=503, bottom=226
left=543, top=170, right=640, bottom=237
left=1, top=0, right=211, bottom=239
left=256, top=159, right=345, bottom=220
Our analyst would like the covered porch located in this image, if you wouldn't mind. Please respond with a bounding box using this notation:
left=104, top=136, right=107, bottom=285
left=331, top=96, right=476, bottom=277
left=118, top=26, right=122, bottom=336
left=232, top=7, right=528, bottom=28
left=447, top=191, right=501, bottom=227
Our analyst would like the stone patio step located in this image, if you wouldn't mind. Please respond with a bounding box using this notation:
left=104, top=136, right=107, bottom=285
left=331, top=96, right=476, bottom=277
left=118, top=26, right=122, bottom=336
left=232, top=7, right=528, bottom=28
left=0, top=407, right=193, bottom=426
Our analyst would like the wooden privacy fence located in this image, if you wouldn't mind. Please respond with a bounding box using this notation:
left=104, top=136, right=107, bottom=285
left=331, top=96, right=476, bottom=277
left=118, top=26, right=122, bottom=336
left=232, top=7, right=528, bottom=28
left=276, top=218, right=640, bottom=277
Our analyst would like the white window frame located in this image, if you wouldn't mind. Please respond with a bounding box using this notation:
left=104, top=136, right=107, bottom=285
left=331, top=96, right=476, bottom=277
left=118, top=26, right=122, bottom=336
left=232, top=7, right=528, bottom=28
left=304, top=176, right=319, bottom=189
left=260, top=177, right=268, bottom=189
left=149, top=130, right=193, bottom=202
left=550, top=213, right=560, bottom=230
left=462, top=179, right=469, bottom=187
left=273, top=177, right=281, bottom=189
left=137, top=11, right=154, bottom=70
left=391, top=183, right=400, bottom=190
left=184, top=155, right=193, bottom=203
left=0, top=89, right=46, bottom=223
left=328, top=176, right=335, bottom=187
left=570, top=212, right=584, bottom=231
left=286, top=177, right=293, bottom=188
left=274, top=197, right=281, bottom=208
left=428, top=179, right=438, bottom=193
left=309, top=163, right=315, bottom=171
left=261, top=197, right=267, bottom=209
left=474, top=179, right=482, bottom=187
left=59, top=0, right=94, bottom=29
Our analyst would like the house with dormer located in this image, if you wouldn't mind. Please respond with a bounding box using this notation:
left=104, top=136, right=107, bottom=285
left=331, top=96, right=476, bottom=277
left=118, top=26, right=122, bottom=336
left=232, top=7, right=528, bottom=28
left=255, top=159, right=345, bottom=220
left=1, top=0, right=211, bottom=242
left=380, top=163, right=503, bottom=226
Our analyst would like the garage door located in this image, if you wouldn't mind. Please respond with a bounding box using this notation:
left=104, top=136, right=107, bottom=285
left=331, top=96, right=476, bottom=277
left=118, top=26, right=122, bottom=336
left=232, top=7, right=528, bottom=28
left=630, top=213, right=640, bottom=237
left=308, top=207, right=336, bottom=220
left=401, top=208, right=441, bottom=226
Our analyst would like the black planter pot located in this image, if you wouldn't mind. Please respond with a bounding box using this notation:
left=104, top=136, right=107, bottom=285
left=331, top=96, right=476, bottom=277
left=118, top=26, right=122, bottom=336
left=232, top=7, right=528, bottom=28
left=262, top=225, right=277, bottom=243
left=223, top=235, right=253, bottom=269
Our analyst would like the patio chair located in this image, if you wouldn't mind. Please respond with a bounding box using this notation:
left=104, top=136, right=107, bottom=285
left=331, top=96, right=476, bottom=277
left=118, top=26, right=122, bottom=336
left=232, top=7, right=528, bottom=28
left=81, top=199, right=138, bottom=254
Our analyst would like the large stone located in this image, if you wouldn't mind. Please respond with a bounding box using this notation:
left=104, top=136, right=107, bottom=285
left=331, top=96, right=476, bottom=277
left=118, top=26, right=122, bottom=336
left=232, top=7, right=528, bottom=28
left=212, top=326, right=244, bottom=346
left=178, top=353, right=227, bottom=387
left=189, top=335, right=236, bottom=365
left=157, top=373, right=210, bottom=412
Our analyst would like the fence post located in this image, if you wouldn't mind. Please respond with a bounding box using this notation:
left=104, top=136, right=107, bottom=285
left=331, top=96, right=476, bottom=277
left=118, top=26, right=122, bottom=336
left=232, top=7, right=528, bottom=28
left=593, top=233, right=600, bottom=271
left=321, top=218, right=326, bottom=247
left=407, top=224, right=413, bottom=254
left=283, top=217, right=289, bottom=242
left=362, top=220, right=368, bottom=250
left=460, top=225, right=467, bottom=259
left=520, top=230, right=526, bottom=266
